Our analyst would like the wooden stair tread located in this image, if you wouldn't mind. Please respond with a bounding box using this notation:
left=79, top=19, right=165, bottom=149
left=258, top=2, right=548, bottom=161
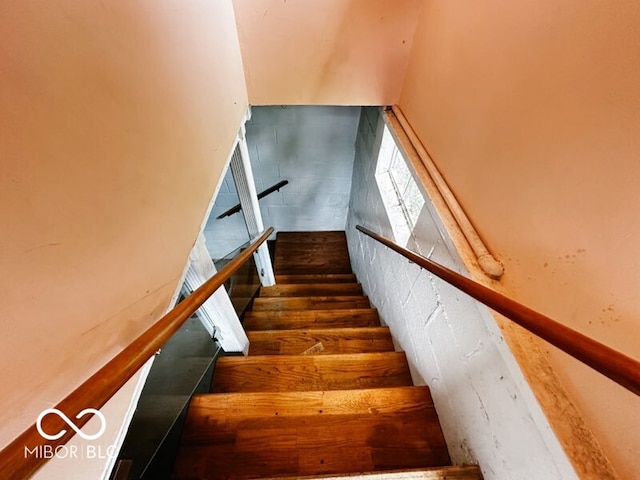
left=211, top=352, right=413, bottom=393
left=275, top=274, right=357, bottom=284
left=273, top=243, right=351, bottom=251
left=260, top=283, right=363, bottom=297
left=275, top=231, right=348, bottom=243
left=274, top=232, right=352, bottom=275
left=252, top=296, right=370, bottom=311
left=274, top=245, right=350, bottom=255
left=274, top=263, right=353, bottom=275
left=247, top=327, right=394, bottom=355
left=172, top=231, right=465, bottom=480
left=243, top=308, right=381, bottom=331
left=261, top=466, right=483, bottom=479
left=184, top=386, right=436, bottom=423
left=173, top=387, right=451, bottom=480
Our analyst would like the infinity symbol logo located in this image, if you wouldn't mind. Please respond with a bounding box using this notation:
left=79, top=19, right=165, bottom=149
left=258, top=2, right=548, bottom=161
left=36, top=408, right=107, bottom=441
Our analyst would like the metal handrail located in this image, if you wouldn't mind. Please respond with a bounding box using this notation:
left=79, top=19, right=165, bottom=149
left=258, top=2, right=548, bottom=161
left=217, top=180, right=289, bottom=219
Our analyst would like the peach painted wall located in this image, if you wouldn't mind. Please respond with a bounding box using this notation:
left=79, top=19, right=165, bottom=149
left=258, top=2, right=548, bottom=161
left=232, top=0, right=422, bottom=105
left=0, top=0, right=247, bottom=464
left=399, top=0, right=640, bottom=477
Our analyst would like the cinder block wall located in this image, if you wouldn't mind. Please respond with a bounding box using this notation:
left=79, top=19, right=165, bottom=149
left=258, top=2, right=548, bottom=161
left=205, top=106, right=360, bottom=258
left=345, top=107, right=576, bottom=480
left=204, top=170, right=252, bottom=259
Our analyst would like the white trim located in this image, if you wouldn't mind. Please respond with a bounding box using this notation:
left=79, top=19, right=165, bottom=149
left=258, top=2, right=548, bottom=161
left=102, top=114, right=248, bottom=479
left=230, top=131, right=276, bottom=286
left=184, top=234, right=249, bottom=353
left=99, top=357, right=155, bottom=480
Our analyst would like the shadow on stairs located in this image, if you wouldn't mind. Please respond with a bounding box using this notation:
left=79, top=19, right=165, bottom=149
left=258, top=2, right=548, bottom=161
left=171, top=231, right=483, bottom=480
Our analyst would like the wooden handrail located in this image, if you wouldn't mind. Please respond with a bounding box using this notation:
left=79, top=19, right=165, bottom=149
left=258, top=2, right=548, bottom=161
left=356, top=225, right=640, bottom=397
left=0, top=227, right=274, bottom=480
left=217, top=180, right=289, bottom=219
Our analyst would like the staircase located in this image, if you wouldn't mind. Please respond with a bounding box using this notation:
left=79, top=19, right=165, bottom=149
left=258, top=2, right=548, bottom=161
left=171, top=231, right=482, bottom=480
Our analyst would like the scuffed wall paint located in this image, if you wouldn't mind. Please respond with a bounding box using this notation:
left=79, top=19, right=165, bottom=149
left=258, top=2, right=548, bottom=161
left=0, top=2, right=248, bottom=477
left=346, top=108, right=577, bottom=480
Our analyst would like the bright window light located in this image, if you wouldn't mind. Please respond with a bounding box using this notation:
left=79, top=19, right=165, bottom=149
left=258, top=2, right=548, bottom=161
left=375, top=125, right=425, bottom=246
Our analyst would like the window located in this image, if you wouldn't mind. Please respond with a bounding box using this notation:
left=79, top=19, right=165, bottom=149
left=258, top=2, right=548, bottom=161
left=375, top=124, right=425, bottom=246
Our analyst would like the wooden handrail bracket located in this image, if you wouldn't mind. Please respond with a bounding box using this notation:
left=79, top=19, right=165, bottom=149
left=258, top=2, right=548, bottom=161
left=0, top=227, right=274, bottom=480
left=356, top=224, right=640, bottom=397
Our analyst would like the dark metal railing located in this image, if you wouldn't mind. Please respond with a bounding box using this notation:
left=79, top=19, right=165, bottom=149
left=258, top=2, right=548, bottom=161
left=217, top=180, right=289, bottom=219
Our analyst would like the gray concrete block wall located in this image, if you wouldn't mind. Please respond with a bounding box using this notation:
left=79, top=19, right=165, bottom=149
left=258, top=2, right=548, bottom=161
left=345, top=107, right=577, bottom=480
left=248, top=106, right=358, bottom=233
left=205, top=106, right=359, bottom=258
left=203, top=168, right=250, bottom=260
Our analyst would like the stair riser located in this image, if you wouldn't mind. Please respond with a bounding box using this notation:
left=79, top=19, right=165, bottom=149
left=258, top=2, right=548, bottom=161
left=247, top=328, right=394, bottom=355
left=275, top=266, right=353, bottom=275
left=260, top=283, right=363, bottom=297
left=181, top=410, right=444, bottom=443
left=211, top=353, right=413, bottom=393
left=252, top=296, right=370, bottom=311
left=274, top=232, right=352, bottom=276
left=253, top=466, right=484, bottom=480
left=275, top=274, right=357, bottom=284
left=275, top=232, right=348, bottom=245
left=174, top=445, right=451, bottom=480
left=243, top=309, right=381, bottom=331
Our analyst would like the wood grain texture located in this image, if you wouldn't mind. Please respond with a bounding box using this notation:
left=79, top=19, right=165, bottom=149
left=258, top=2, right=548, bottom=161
left=211, top=352, right=413, bottom=393
left=252, top=296, right=371, bottom=311
left=173, top=387, right=450, bottom=480
left=274, top=231, right=352, bottom=275
left=275, top=274, right=358, bottom=284
left=260, top=283, right=363, bottom=297
left=259, top=465, right=483, bottom=479
left=275, top=261, right=353, bottom=275
left=183, top=387, right=438, bottom=430
left=247, top=327, right=394, bottom=355
left=275, top=231, right=349, bottom=243
left=243, top=308, right=381, bottom=331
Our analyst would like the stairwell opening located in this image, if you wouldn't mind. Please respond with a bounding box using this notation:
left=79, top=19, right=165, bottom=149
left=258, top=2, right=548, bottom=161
left=113, top=106, right=576, bottom=480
